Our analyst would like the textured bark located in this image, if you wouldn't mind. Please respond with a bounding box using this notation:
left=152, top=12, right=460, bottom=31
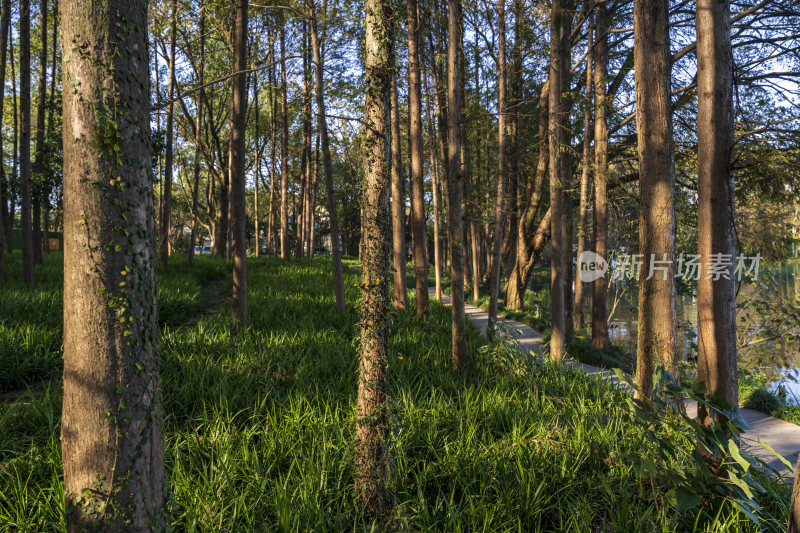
left=230, top=0, right=248, bottom=329
left=267, top=34, right=277, bottom=257
left=548, top=0, right=566, bottom=361
left=634, top=0, right=677, bottom=398
left=280, top=28, right=290, bottom=261
left=296, top=26, right=311, bottom=259
left=32, top=0, right=47, bottom=265
left=407, top=0, right=429, bottom=319
left=390, top=76, right=408, bottom=309
left=591, top=1, right=610, bottom=348
left=20, top=0, right=33, bottom=283
left=188, top=6, right=205, bottom=265
left=696, top=0, right=738, bottom=424
left=573, top=16, right=593, bottom=332
left=447, top=0, right=467, bottom=371
left=357, top=0, right=393, bottom=513
left=61, top=0, right=165, bottom=527
left=309, top=1, right=346, bottom=314
left=0, top=0, right=9, bottom=276
left=487, top=0, right=507, bottom=340
left=160, top=0, right=177, bottom=270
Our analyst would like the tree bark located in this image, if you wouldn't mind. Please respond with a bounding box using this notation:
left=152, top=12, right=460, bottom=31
left=230, top=0, right=248, bottom=329
left=188, top=5, right=205, bottom=265
left=280, top=28, right=290, bottom=260
left=61, top=0, right=165, bottom=527
left=447, top=0, right=467, bottom=371
left=696, top=0, right=738, bottom=424
left=634, top=0, right=677, bottom=397
left=356, top=0, right=393, bottom=513
left=0, top=0, right=10, bottom=276
left=407, top=0, right=428, bottom=319
left=591, top=1, right=610, bottom=348
left=309, top=0, right=346, bottom=313
left=548, top=0, right=567, bottom=361
left=390, top=75, right=408, bottom=309
left=254, top=72, right=261, bottom=258
left=32, top=0, right=47, bottom=265
left=20, top=0, right=33, bottom=283
left=573, top=15, right=593, bottom=332
left=160, top=0, right=177, bottom=270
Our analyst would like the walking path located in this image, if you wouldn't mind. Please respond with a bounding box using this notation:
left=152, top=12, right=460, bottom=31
left=431, top=289, right=800, bottom=479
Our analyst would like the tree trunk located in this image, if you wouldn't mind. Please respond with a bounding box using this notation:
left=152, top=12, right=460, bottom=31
left=634, top=0, right=677, bottom=398
left=0, top=0, right=10, bottom=276
left=254, top=73, right=261, bottom=258
left=61, top=0, right=165, bottom=527
left=447, top=0, right=467, bottom=371
left=8, top=31, right=17, bottom=256
left=696, top=0, right=738, bottom=424
left=230, top=0, right=248, bottom=329
left=488, top=0, right=507, bottom=340
left=20, top=0, right=33, bottom=283
left=160, top=0, right=177, bottom=270
left=390, top=76, right=408, bottom=309
left=573, top=15, right=593, bottom=333
left=297, top=26, right=310, bottom=259
left=309, top=0, right=346, bottom=314
left=280, top=28, right=290, bottom=260
left=356, top=0, right=393, bottom=513
left=548, top=0, right=566, bottom=361
left=424, top=70, right=443, bottom=301
left=32, top=0, right=47, bottom=265
left=267, top=32, right=277, bottom=257
left=591, top=1, right=610, bottom=348
left=188, top=5, right=205, bottom=265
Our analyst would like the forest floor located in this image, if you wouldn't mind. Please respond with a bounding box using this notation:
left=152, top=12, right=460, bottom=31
left=0, top=253, right=794, bottom=530
left=432, top=289, right=800, bottom=478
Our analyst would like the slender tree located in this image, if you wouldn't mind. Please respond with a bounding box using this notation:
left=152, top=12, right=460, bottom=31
left=591, top=1, right=610, bottom=348
left=160, top=0, right=177, bottom=270
left=20, top=0, right=33, bottom=283
left=60, top=0, right=165, bottom=527
left=309, top=0, right=346, bottom=313
left=32, top=0, right=47, bottom=264
left=230, top=0, right=248, bottom=329
left=487, top=0, right=507, bottom=340
left=634, top=0, right=677, bottom=397
left=696, top=0, right=738, bottom=423
left=390, top=75, right=408, bottom=308
left=0, top=0, right=10, bottom=277
left=280, top=27, right=289, bottom=260
left=356, top=0, right=393, bottom=512
left=188, top=4, right=205, bottom=265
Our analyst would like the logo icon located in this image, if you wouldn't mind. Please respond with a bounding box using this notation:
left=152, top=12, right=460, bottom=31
left=578, top=251, right=607, bottom=282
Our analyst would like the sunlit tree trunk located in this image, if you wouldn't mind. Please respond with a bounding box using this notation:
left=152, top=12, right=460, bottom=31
left=160, top=0, right=177, bottom=270
left=0, top=0, right=10, bottom=276
left=230, top=0, right=248, bottom=329
left=447, top=0, right=467, bottom=371
left=488, top=0, right=507, bottom=340
left=254, top=73, right=261, bottom=258
left=280, top=27, right=290, bottom=261
left=389, top=75, right=408, bottom=308
left=591, top=1, right=610, bottom=348
left=20, top=0, right=33, bottom=283
left=407, top=0, right=429, bottom=319
left=548, top=0, right=567, bottom=361
left=356, top=0, right=393, bottom=513
left=61, top=0, right=165, bottom=527
left=189, top=6, right=205, bottom=265
left=309, top=0, right=346, bottom=313
left=32, top=0, right=47, bottom=265
left=634, top=0, right=677, bottom=397
left=696, top=0, right=738, bottom=423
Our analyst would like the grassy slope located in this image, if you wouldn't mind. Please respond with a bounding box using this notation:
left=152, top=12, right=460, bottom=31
left=0, top=253, right=791, bottom=531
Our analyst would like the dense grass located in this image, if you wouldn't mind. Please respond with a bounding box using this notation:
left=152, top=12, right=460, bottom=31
left=0, top=253, right=793, bottom=531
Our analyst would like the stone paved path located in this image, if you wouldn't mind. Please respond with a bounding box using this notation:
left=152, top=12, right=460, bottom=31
left=431, top=289, right=800, bottom=480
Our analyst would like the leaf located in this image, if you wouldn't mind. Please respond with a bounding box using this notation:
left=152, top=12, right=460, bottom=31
left=668, top=487, right=701, bottom=512
left=757, top=438, right=794, bottom=472
left=728, top=439, right=751, bottom=473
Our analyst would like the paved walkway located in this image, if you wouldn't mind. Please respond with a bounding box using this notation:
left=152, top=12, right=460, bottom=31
left=431, top=289, right=800, bottom=479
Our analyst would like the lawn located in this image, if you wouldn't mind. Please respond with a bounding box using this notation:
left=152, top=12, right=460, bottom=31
left=0, top=252, right=792, bottom=531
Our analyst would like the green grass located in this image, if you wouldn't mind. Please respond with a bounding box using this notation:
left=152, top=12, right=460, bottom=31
left=0, top=253, right=793, bottom=531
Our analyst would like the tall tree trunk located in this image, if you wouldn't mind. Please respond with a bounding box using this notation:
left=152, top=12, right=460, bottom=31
left=254, top=73, right=261, bottom=257
left=61, top=0, right=165, bottom=527
left=548, top=0, right=567, bottom=361
left=390, top=75, right=408, bottom=309
left=424, top=69, right=442, bottom=301
left=696, top=0, right=738, bottom=424
left=309, top=0, right=346, bottom=314
left=0, top=0, right=10, bottom=276
left=267, top=34, right=277, bottom=257
left=32, top=0, right=47, bottom=265
left=356, top=0, right=393, bottom=512
left=591, top=1, right=610, bottom=348
left=488, top=0, right=507, bottom=340
left=188, top=5, right=205, bottom=265
left=407, top=0, right=428, bottom=318
left=573, top=14, right=593, bottom=332
left=8, top=31, right=17, bottom=255
left=160, top=0, right=177, bottom=270
left=230, top=0, right=248, bottom=329
left=447, top=0, right=467, bottom=371
left=280, top=28, right=290, bottom=260
left=20, top=0, right=33, bottom=283
left=634, top=0, right=677, bottom=398
left=296, top=26, right=311, bottom=259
